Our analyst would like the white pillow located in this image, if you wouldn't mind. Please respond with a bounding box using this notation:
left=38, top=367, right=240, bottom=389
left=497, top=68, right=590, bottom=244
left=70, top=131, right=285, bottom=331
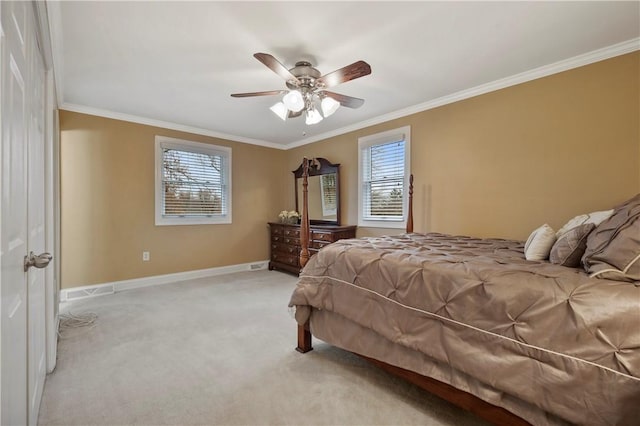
left=525, top=224, right=557, bottom=261
left=556, top=209, right=614, bottom=238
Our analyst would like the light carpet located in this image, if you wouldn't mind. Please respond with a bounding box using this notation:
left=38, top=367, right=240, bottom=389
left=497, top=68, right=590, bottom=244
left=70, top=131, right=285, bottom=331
left=38, top=270, right=489, bottom=426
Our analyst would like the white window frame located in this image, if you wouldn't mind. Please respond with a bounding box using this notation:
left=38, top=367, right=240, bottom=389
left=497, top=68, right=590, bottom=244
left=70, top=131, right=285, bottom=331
left=155, top=136, right=232, bottom=226
left=358, top=126, right=411, bottom=229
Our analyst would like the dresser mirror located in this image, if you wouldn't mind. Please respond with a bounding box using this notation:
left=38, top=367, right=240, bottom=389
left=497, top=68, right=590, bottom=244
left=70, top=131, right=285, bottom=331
left=293, top=157, right=341, bottom=225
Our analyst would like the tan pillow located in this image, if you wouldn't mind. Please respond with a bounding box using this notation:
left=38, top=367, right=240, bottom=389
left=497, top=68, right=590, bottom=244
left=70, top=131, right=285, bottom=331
left=549, top=223, right=595, bottom=267
left=555, top=209, right=614, bottom=238
left=524, top=224, right=556, bottom=261
left=582, top=194, right=640, bottom=282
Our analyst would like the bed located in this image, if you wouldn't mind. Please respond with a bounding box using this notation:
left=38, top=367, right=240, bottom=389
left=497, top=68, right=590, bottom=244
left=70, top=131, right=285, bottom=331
left=288, top=159, right=640, bottom=426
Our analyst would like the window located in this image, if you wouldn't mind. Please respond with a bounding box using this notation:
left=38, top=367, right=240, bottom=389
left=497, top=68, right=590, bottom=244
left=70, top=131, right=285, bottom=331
left=155, top=136, right=231, bottom=225
left=358, top=126, right=410, bottom=228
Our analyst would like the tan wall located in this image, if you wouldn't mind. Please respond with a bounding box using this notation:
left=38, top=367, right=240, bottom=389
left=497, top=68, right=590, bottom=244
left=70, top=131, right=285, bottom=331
left=61, top=53, right=639, bottom=288
left=60, top=111, right=287, bottom=288
left=286, top=52, right=640, bottom=240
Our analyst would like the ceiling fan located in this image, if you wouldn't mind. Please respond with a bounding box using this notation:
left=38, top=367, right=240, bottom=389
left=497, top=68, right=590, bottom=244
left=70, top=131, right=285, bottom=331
left=231, top=53, right=371, bottom=125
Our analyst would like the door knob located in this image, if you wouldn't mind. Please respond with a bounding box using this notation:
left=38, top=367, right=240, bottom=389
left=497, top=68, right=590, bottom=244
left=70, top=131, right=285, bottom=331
left=24, top=252, right=53, bottom=272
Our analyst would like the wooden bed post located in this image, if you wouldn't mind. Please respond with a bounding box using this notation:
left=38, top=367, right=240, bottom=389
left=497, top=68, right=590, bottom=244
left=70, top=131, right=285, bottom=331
left=297, top=157, right=313, bottom=353
left=406, top=174, right=414, bottom=233
left=296, top=322, right=313, bottom=353
left=299, top=158, right=311, bottom=269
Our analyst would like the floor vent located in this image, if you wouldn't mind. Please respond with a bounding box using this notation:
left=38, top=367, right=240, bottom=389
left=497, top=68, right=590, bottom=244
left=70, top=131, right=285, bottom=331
left=64, top=284, right=115, bottom=301
left=250, top=263, right=265, bottom=270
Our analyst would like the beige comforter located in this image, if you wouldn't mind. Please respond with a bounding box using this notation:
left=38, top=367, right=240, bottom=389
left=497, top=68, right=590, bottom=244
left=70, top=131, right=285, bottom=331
left=289, top=233, right=640, bottom=425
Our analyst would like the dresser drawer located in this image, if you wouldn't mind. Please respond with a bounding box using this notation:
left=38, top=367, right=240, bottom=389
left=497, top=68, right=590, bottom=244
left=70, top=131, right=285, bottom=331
left=311, top=230, right=335, bottom=242
left=283, top=237, right=300, bottom=246
left=272, top=243, right=298, bottom=255
left=271, top=225, right=283, bottom=236
left=271, top=235, right=283, bottom=243
left=284, top=227, right=300, bottom=238
left=311, top=240, right=331, bottom=250
left=271, top=252, right=298, bottom=267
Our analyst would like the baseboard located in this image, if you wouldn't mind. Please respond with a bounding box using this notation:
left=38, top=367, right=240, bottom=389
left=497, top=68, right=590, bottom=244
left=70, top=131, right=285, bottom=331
left=60, top=260, right=270, bottom=303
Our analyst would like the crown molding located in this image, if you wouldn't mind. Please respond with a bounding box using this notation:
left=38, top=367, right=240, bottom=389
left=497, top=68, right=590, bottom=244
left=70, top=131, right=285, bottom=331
left=59, top=103, right=288, bottom=150
left=57, top=37, right=638, bottom=151
left=285, top=37, right=640, bottom=149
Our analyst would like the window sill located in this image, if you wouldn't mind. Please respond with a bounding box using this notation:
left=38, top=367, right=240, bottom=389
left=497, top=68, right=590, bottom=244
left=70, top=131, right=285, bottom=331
left=357, top=219, right=406, bottom=229
left=155, top=216, right=232, bottom=226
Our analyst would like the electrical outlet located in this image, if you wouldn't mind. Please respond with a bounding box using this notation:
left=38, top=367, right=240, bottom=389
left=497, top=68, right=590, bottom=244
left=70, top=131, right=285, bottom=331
left=142, top=251, right=150, bottom=261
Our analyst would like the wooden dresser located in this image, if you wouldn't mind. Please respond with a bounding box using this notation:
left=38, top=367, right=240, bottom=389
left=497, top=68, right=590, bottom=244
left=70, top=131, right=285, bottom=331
left=268, top=222, right=357, bottom=274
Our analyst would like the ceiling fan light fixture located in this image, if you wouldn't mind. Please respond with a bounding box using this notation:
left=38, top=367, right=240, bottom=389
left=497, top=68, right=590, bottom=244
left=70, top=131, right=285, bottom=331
left=270, top=102, right=288, bottom=121
left=231, top=53, right=370, bottom=125
left=305, top=107, right=323, bottom=125
left=282, top=90, right=304, bottom=112
left=321, top=96, right=340, bottom=117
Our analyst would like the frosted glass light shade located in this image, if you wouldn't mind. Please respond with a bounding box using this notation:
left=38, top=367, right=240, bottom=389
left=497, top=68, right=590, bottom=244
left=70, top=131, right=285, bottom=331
left=321, top=97, right=340, bottom=117
left=270, top=102, right=288, bottom=121
left=282, top=90, right=304, bottom=112
left=305, top=107, right=323, bottom=125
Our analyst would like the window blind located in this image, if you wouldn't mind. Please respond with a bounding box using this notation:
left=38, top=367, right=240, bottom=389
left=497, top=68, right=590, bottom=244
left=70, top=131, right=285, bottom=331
left=362, top=139, right=405, bottom=220
left=161, top=148, right=228, bottom=217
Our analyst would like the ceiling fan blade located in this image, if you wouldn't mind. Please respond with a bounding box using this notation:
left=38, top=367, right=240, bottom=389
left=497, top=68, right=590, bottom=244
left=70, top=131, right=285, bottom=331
left=288, top=110, right=303, bottom=119
left=230, top=90, right=288, bottom=98
left=254, top=53, right=300, bottom=85
left=317, top=60, right=371, bottom=88
left=320, top=91, right=365, bottom=109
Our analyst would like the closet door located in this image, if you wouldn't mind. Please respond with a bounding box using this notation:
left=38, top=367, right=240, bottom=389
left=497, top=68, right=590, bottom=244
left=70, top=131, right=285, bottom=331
left=27, top=25, right=47, bottom=424
left=1, top=1, right=49, bottom=424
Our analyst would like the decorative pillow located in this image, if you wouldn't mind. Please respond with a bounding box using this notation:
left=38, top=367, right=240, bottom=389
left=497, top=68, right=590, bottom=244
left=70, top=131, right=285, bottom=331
left=555, top=209, right=614, bottom=238
left=582, top=193, right=640, bottom=282
left=549, top=223, right=595, bottom=267
left=524, top=224, right=556, bottom=261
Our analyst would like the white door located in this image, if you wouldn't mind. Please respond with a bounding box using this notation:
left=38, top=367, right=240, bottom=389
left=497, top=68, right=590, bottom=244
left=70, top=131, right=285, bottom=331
left=1, top=1, right=30, bottom=422
left=27, top=36, right=47, bottom=425
left=1, top=1, right=49, bottom=424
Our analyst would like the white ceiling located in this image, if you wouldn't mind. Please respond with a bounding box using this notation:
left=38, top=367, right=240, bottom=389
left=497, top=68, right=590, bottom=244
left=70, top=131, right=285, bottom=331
left=49, top=1, right=640, bottom=148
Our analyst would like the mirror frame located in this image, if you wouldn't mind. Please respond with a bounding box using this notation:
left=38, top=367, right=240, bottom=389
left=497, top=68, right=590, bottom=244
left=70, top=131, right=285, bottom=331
left=293, top=157, right=341, bottom=226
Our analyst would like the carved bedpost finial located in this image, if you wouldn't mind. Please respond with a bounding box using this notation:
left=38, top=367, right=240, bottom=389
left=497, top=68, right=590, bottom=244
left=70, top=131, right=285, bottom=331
left=311, top=157, right=321, bottom=170
left=299, top=158, right=311, bottom=269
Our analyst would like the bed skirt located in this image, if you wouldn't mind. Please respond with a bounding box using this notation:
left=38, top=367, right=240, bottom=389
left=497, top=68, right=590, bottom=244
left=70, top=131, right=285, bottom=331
left=307, top=307, right=569, bottom=426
